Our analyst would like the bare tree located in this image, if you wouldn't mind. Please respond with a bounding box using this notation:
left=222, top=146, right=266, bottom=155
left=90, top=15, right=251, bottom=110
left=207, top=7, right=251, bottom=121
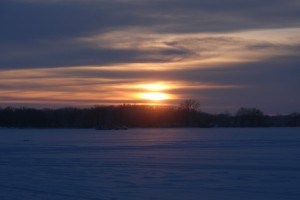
left=178, top=99, right=201, bottom=126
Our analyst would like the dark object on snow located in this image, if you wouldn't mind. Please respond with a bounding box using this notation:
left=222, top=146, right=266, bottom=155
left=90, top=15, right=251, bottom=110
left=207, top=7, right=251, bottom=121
left=95, top=125, right=128, bottom=130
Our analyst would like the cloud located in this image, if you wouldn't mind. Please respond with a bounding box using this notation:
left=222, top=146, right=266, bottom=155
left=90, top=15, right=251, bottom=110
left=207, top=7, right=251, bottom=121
left=1, top=0, right=300, bottom=113
left=1, top=0, right=300, bottom=70
left=1, top=26, right=300, bottom=69
left=0, top=39, right=192, bottom=69
left=1, top=0, right=300, bottom=42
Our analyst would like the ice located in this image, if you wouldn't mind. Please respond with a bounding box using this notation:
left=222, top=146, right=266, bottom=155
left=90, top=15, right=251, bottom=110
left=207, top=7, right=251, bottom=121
left=0, top=128, right=300, bottom=200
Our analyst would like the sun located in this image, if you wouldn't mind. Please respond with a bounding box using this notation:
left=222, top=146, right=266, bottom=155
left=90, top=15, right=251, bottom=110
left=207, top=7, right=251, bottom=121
left=141, top=92, right=169, bottom=101
left=135, top=82, right=172, bottom=102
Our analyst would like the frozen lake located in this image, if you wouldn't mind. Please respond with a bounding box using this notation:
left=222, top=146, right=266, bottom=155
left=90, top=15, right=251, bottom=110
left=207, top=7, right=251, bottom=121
left=0, top=128, right=300, bottom=200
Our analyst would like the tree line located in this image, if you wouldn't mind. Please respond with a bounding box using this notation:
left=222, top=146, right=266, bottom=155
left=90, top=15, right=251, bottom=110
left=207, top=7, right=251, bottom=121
left=0, top=100, right=299, bottom=128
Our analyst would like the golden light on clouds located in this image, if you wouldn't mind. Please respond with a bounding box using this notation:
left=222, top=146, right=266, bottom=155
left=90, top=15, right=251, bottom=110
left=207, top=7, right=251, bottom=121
left=136, top=83, right=169, bottom=91
left=0, top=66, right=243, bottom=106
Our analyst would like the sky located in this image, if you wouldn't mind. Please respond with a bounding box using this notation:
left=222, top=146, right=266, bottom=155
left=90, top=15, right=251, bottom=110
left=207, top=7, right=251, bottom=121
left=0, top=0, right=300, bottom=114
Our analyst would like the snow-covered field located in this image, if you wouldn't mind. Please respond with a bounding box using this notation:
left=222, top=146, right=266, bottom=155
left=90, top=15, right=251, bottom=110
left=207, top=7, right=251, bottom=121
left=0, top=128, right=299, bottom=200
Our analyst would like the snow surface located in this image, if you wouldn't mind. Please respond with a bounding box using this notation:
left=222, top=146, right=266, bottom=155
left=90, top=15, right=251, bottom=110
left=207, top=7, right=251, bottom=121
left=0, top=128, right=300, bottom=200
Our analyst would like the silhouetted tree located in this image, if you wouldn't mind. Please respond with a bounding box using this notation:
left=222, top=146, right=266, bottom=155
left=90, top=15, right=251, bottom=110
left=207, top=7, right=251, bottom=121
left=235, top=107, right=265, bottom=127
